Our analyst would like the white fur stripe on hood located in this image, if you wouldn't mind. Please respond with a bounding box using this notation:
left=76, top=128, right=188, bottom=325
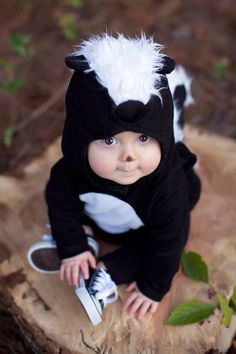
left=73, top=33, right=166, bottom=105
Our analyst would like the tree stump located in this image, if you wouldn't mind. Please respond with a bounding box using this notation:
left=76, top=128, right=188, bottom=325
left=0, top=126, right=236, bottom=354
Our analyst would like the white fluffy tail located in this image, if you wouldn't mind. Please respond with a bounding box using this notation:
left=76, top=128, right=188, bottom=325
left=167, top=66, right=194, bottom=142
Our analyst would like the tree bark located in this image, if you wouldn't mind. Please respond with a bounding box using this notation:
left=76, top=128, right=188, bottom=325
left=0, top=126, right=236, bottom=354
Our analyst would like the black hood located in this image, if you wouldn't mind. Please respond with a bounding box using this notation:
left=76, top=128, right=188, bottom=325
left=61, top=36, right=176, bottom=188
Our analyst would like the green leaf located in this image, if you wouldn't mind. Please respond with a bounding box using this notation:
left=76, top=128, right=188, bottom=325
left=9, top=32, right=31, bottom=56
left=165, top=300, right=216, bottom=325
left=229, top=286, right=236, bottom=311
left=181, top=251, right=209, bottom=283
left=217, top=294, right=234, bottom=327
left=3, top=127, right=15, bottom=148
left=0, top=79, right=25, bottom=93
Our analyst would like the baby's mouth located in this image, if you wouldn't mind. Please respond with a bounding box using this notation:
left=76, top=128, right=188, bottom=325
left=119, top=168, right=138, bottom=174
left=120, top=162, right=138, bottom=172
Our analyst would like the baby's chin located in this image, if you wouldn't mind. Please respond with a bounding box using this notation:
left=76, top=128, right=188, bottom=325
left=108, top=173, right=145, bottom=185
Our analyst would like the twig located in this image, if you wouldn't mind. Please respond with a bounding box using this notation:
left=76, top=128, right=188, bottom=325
left=80, top=329, right=101, bottom=353
left=14, top=81, right=68, bottom=133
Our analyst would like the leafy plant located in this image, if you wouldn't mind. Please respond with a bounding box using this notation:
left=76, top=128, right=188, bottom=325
left=9, top=32, right=31, bottom=56
left=166, top=250, right=236, bottom=327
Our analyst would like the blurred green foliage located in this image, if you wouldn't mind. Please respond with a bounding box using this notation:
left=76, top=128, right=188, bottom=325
left=19, top=0, right=32, bottom=11
left=0, top=58, right=25, bottom=93
left=58, top=13, right=78, bottom=41
left=66, top=0, right=83, bottom=8
left=0, top=78, right=25, bottom=93
left=0, top=58, right=15, bottom=76
left=66, top=0, right=98, bottom=6
left=2, top=127, right=16, bottom=149
left=9, top=32, right=31, bottom=56
left=232, top=64, right=236, bottom=76
left=214, top=58, right=236, bottom=79
left=214, top=58, right=229, bottom=79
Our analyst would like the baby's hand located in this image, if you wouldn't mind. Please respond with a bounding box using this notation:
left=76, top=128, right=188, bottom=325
left=123, top=281, right=159, bottom=319
left=60, top=251, right=96, bottom=286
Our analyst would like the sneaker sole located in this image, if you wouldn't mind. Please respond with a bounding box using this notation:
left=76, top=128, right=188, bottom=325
left=27, top=237, right=99, bottom=274
left=27, top=241, right=59, bottom=274
left=75, top=286, right=102, bottom=326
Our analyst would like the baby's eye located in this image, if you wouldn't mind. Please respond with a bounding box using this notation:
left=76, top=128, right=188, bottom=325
left=138, top=134, right=150, bottom=143
left=104, top=137, right=117, bottom=145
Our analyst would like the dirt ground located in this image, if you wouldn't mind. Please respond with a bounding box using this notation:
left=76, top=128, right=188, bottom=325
left=0, top=0, right=236, bottom=352
left=0, top=0, right=236, bottom=175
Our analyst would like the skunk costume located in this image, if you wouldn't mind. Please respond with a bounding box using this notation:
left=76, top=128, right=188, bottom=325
left=46, top=34, right=201, bottom=301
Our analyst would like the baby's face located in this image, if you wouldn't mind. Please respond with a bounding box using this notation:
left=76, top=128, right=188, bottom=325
left=88, top=131, right=161, bottom=185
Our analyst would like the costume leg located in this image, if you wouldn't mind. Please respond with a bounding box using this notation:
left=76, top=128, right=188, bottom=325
left=81, top=216, right=144, bottom=285
left=100, top=245, right=142, bottom=285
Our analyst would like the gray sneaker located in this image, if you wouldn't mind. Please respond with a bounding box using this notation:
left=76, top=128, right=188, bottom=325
left=75, top=268, right=118, bottom=326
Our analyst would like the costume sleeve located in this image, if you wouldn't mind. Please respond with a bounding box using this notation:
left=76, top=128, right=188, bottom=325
left=136, top=170, right=190, bottom=302
left=45, top=158, right=89, bottom=259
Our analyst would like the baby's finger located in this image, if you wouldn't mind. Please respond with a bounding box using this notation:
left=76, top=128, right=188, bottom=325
left=149, top=302, right=159, bottom=314
left=128, top=297, right=143, bottom=316
left=65, top=265, right=73, bottom=285
left=137, top=301, right=151, bottom=319
left=123, top=292, right=138, bottom=310
left=126, top=281, right=136, bottom=292
left=60, top=264, right=65, bottom=281
left=88, top=253, right=96, bottom=269
left=72, top=264, right=80, bottom=285
left=80, top=260, right=89, bottom=280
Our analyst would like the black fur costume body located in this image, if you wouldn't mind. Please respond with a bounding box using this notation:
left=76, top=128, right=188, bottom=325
left=46, top=35, right=201, bottom=301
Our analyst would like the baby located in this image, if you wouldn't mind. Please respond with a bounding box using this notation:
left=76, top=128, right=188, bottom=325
left=28, top=34, right=201, bottom=325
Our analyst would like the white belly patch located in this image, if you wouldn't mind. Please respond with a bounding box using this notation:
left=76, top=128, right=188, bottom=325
left=79, top=192, right=144, bottom=234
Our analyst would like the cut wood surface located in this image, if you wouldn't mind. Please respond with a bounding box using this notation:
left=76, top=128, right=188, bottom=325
left=0, top=126, right=236, bottom=354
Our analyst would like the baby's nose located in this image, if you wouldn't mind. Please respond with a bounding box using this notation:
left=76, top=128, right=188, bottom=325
left=126, top=155, right=134, bottom=162
left=120, top=143, right=138, bottom=162
left=120, top=149, right=137, bottom=162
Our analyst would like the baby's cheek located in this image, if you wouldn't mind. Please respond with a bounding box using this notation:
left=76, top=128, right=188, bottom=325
left=143, top=154, right=161, bottom=175
left=89, top=156, right=114, bottom=179
left=97, top=162, right=113, bottom=178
